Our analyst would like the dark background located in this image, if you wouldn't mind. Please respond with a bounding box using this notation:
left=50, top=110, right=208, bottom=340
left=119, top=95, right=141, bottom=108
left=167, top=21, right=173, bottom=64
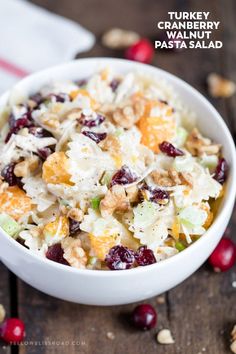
left=0, top=1, right=236, bottom=353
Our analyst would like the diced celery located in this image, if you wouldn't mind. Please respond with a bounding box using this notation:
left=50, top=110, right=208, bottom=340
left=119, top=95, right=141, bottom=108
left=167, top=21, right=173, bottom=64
left=173, top=155, right=194, bottom=172
left=0, top=213, right=21, bottom=238
left=179, top=206, right=207, bottom=227
left=133, top=201, right=158, bottom=229
left=198, top=155, right=218, bottom=171
left=101, top=172, right=112, bottom=186
left=88, top=256, right=97, bottom=265
left=114, top=128, right=124, bottom=137
left=175, top=127, right=188, bottom=147
left=175, top=241, right=186, bottom=252
left=60, top=199, right=71, bottom=207
left=91, top=197, right=101, bottom=210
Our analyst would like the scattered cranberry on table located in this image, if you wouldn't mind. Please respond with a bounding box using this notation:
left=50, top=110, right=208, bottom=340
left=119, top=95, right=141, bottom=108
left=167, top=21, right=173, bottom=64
left=131, top=304, right=157, bottom=330
left=208, top=237, right=236, bottom=272
left=0, top=318, right=25, bottom=343
left=125, top=38, right=154, bottom=64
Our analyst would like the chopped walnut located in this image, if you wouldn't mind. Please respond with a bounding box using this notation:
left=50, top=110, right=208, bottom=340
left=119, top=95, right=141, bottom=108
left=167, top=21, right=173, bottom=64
left=169, top=169, right=193, bottom=188
left=27, top=99, right=38, bottom=110
left=102, top=28, right=140, bottom=49
left=14, top=156, right=39, bottom=177
left=157, top=329, right=175, bottom=345
left=61, top=237, right=87, bottom=269
left=30, top=226, right=43, bottom=238
left=231, top=325, right=236, bottom=353
left=231, top=342, right=236, bottom=354
left=63, top=108, right=82, bottom=121
left=168, top=169, right=182, bottom=185
left=111, top=96, right=146, bottom=129
left=100, top=185, right=130, bottom=218
left=156, top=295, right=165, bottom=304
left=99, top=134, right=121, bottom=154
left=0, top=177, right=9, bottom=193
left=106, top=331, right=115, bottom=340
left=150, top=170, right=174, bottom=187
left=232, top=325, right=236, bottom=341
left=180, top=172, right=193, bottom=187
left=125, top=185, right=139, bottom=203
left=40, top=113, right=60, bottom=129
left=207, top=73, right=236, bottom=98
left=0, top=304, right=6, bottom=323
left=151, top=169, right=193, bottom=188
left=67, top=208, right=84, bottom=222
left=185, top=128, right=221, bottom=156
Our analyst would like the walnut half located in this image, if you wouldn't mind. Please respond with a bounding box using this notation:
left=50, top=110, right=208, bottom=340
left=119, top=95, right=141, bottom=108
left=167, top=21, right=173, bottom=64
left=61, top=237, right=87, bottom=269
left=151, top=169, right=193, bottom=188
left=100, top=185, right=130, bottom=218
left=185, top=128, right=221, bottom=156
left=14, top=156, right=39, bottom=177
left=101, top=28, right=140, bottom=49
left=157, top=329, right=175, bottom=345
left=112, top=96, right=146, bottom=129
left=207, top=73, right=236, bottom=98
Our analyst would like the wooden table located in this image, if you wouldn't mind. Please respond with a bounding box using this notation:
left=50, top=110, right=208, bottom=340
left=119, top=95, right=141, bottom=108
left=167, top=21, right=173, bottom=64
left=1, top=0, right=236, bottom=353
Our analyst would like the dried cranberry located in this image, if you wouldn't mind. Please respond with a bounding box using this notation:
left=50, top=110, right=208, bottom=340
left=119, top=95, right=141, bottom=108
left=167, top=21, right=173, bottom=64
left=150, top=188, right=169, bottom=205
left=110, top=165, right=137, bottom=187
left=69, top=218, right=81, bottom=236
left=131, top=304, right=157, bottom=330
left=37, top=147, right=54, bottom=160
left=48, top=93, right=70, bottom=103
left=29, top=93, right=44, bottom=107
left=141, top=184, right=169, bottom=205
left=159, top=99, right=168, bottom=105
left=28, top=126, right=53, bottom=138
left=1, top=163, right=22, bottom=187
left=46, top=244, right=69, bottom=266
left=82, top=131, right=107, bottom=143
left=208, top=237, right=236, bottom=272
left=135, top=246, right=156, bottom=266
left=5, top=112, right=33, bottom=142
left=105, top=245, right=135, bottom=270
left=79, top=114, right=105, bottom=128
left=0, top=318, right=25, bottom=343
left=159, top=141, right=184, bottom=157
left=76, top=79, right=87, bottom=87
left=125, top=39, right=154, bottom=64
left=110, top=79, right=120, bottom=92
left=213, top=158, right=228, bottom=184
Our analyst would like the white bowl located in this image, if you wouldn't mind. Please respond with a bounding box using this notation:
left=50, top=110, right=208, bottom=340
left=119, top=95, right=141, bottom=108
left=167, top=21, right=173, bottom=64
left=0, top=58, right=235, bottom=306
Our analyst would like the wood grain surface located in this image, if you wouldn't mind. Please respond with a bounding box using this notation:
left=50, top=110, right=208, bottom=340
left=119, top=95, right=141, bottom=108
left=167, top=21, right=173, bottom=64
left=0, top=1, right=235, bottom=353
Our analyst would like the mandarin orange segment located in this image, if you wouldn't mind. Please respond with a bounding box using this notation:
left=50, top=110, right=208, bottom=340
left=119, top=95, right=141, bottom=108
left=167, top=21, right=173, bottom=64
left=89, top=234, right=117, bottom=260
left=138, top=100, right=176, bottom=153
left=171, top=218, right=180, bottom=240
left=100, top=68, right=109, bottom=81
left=42, top=152, right=72, bottom=185
left=0, top=186, right=31, bottom=221
left=43, top=216, right=69, bottom=239
left=69, top=89, right=96, bottom=108
left=201, top=204, right=214, bottom=229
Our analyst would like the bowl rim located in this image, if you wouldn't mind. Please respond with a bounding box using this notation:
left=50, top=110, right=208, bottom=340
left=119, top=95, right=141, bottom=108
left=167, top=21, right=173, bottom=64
left=0, top=57, right=236, bottom=277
